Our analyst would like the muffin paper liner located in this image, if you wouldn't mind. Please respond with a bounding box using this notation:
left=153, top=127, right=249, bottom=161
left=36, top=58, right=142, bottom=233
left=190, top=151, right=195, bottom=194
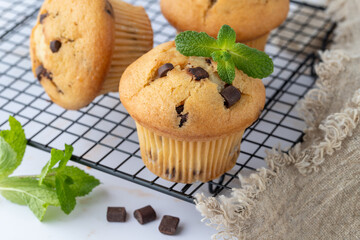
left=100, top=0, right=153, bottom=95
left=136, top=122, right=244, bottom=184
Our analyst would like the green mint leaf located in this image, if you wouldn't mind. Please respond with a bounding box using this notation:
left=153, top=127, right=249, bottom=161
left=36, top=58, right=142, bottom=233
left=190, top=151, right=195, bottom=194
left=0, top=137, right=17, bottom=179
left=229, top=43, right=274, bottom=79
left=39, top=144, right=73, bottom=185
left=44, top=166, right=100, bottom=197
left=60, top=166, right=100, bottom=197
left=175, top=31, right=218, bottom=57
left=175, top=25, right=274, bottom=82
left=211, top=51, right=235, bottom=84
left=55, top=173, right=76, bottom=215
left=217, top=25, right=236, bottom=49
left=0, top=116, right=26, bottom=176
left=0, top=177, right=59, bottom=221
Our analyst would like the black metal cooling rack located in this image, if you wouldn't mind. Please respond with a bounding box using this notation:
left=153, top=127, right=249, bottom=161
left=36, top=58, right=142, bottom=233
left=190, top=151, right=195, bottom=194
left=0, top=0, right=335, bottom=203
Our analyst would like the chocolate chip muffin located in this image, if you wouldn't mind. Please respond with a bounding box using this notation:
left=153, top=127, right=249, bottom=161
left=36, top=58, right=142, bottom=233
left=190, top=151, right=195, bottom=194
left=119, top=41, right=266, bottom=183
left=160, top=0, right=289, bottom=51
left=30, top=0, right=153, bottom=110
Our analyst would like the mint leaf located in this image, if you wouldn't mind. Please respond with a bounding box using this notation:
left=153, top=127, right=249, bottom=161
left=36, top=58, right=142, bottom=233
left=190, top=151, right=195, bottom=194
left=217, top=25, right=236, bottom=49
left=211, top=51, right=235, bottom=84
left=0, top=177, right=59, bottom=221
left=175, top=31, right=218, bottom=57
left=44, top=166, right=100, bottom=198
left=43, top=166, right=100, bottom=215
left=39, top=144, right=73, bottom=185
left=0, top=137, right=17, bottom=179
left=0, top=116, right=100, bottom=220
left=55, top=174, right=76, bottom=214
left=60, top=166, right=100, bottom=197
left=0, top=116, right=26, bottom=177
left=229, top=43, right=274, bottom=79
left=175, top=25, right=274, bottom=81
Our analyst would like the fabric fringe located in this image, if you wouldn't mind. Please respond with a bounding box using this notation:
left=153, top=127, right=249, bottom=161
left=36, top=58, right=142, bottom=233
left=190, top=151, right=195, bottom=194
left=195, top=169, right=276, bottom=240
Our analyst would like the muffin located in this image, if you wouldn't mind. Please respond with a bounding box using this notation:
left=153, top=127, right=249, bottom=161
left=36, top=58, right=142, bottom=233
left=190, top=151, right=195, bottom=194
left=30, top=0, right=153, bottom=110
left=160, top=0, right=289, bottom=51
left=119, top=41, right=266, bottom=183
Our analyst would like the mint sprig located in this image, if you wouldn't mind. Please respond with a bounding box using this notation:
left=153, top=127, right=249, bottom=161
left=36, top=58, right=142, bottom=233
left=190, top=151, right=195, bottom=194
left=175, top=25, right=274, bottom=83
left=0, top=116, right=100, bottom=221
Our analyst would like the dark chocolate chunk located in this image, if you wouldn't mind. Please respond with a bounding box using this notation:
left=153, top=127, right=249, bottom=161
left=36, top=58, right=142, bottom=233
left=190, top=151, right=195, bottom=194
left=159, top=215, right=180, bottom=235
left=158, top=63, right=174, bottom=78
left=188, top=67, right=209, bottom=80
left=105, top=0, right=114, bottom=17
left=220, top=85, right=241, bottom=108
left=39, top=13, right=48, bottom=24
left=205, top=58, right=212, bottom=65
left=50, top=40, right=62, bottom=53
left=35, top=65, right=46, bottom=81
left=179, top=113, right=188, bottom=127
left=176, top=105, right=184, bottom=115
left=107, top=207, right=127, bottom=222
left=36, top=65, right=53, bottom=81
left=134, top=205, right=156, bottom=224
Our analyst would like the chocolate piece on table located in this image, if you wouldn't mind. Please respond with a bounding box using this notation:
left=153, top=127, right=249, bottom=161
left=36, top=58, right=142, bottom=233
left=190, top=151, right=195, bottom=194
left=188, top=67, right=209, bottom=80
left=176, top=105, right=184, bottom=114
left=39, top=13, right=48, bottom=24
left=220, top=85, right=241, bottom=108
left=158, top=63, right=174, bottom=78
left=158, top=215, right=180, bottom=235
left=107, top=207, right=127, bottom=222
left=179, top=113, right=188, bottom=127
left=50, top=40, right=62, bottom=53
left=134, top=205, right=156, bottom=224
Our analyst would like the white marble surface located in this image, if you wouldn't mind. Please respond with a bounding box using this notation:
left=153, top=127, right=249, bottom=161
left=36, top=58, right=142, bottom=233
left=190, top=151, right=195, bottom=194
left=0, top=146, right=216, bottom=240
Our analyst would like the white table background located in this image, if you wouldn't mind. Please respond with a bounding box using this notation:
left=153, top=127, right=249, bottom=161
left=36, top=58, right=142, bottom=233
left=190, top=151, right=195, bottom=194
left=0, top=0, right=325, bottom=239
left=0, top=145, right=216, bottom=240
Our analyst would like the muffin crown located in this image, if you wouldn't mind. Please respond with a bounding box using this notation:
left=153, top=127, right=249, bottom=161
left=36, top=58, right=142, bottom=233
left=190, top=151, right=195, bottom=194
left=30, top=0, right=115, bottom=109
left=160, top=0, right=289, bottom=42
left=119, top=42, right=266, bottom=141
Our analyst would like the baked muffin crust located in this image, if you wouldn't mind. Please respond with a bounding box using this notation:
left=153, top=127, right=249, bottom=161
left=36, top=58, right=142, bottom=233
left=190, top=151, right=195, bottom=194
left=120, top=41, right=266, bottom=141
left=30, top=0, right=115, bottom=109
left=160, top=0, right=289, bottom=42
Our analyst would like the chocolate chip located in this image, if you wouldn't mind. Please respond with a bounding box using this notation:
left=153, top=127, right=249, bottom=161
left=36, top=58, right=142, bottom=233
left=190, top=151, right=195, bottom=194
left=165, top=168, right=176, bottom=178
left=36, top=65, right=53, bottom=81
left=35, top=65, right=45, bottom=81
left=158, top=63, right=174, bottom=78
left=179, top=113, right=188, bottom=127
left=188, top=67, right=209, bottom=80
left=159, top=215, right=180, bottom=235
left=134, top=205, right=156, bottom=225
left=50, top=40, right=62, bottom=53
left=105, top=0, right=114, bottom=17
left=220, top=85, right=241, bottom=108
left=205, top=58, right=212, bottom=65
left=107, top=207, right=127, bottom=222
left=39, top=13, right=48, bottom=24
left=176, top=105, right=184, bottom=115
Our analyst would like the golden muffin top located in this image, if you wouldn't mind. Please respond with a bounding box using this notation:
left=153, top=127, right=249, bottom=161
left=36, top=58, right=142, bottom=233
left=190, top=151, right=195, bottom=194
left=119, top=41, right=266, bottom=141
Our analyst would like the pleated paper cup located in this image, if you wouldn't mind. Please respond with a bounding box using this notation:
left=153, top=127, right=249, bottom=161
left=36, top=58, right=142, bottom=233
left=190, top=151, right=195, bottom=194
left=243, top=32, right=270, bottom=51
left=99, top=0, right=153, bottom=94
left=136, top=123, right=244, bottom=184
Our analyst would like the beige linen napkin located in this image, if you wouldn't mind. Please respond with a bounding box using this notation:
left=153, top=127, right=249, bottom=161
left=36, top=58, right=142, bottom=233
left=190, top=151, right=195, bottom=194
left=195, top=0, right=360, bottom=239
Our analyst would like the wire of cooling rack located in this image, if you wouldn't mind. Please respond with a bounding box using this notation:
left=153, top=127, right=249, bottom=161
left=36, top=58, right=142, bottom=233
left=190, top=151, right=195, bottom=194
left=0, top=0, right=335, bottom=203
